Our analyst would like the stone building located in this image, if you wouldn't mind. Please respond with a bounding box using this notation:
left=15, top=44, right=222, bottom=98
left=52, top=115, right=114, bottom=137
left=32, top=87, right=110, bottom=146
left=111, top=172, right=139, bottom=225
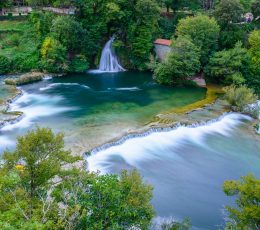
left=154, top=39, right=172, bottom=61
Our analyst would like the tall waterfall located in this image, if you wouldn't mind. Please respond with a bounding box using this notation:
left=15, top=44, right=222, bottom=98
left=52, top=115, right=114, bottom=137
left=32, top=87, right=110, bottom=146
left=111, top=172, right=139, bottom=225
left=98, top=37, right=125, bottom=72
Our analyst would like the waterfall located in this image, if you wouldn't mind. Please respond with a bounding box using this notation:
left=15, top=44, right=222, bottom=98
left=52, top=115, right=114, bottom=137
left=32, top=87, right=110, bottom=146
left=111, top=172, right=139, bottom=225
left=98, top=37, right=125, bottom=72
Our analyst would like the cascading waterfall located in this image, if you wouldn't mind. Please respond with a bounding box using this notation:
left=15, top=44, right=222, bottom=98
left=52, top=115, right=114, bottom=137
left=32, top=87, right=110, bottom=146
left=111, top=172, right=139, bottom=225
left=98, top=36, right=125, bottom=72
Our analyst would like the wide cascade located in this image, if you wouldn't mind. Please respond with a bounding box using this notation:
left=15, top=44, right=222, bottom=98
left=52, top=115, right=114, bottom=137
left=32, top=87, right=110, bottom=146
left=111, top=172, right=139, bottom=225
left=98, top=36, right=125, bottom=72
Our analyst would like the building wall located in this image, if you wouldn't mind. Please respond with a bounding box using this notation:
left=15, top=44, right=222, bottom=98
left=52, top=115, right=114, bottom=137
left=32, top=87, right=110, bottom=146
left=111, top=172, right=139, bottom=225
left=154, top=44, right=171, bottom=62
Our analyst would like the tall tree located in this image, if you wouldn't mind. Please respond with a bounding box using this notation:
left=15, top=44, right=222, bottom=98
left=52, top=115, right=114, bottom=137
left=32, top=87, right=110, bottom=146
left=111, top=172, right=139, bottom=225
left=0, top=127, right=80, bottom=228
left=176, top=14, right=220, bottom=65
left=214, top=0, right=244, bottom=26
left=223, top=174, right=260, bottom=229
left=53, top=169, right=155, bottom=229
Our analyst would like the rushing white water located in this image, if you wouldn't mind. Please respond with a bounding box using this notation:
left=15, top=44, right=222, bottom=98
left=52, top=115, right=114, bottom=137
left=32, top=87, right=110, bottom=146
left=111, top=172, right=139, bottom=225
left=87, top=113, right=252, bottom=173
left=40, top=83, right=90, bottom=91
left=1, top=92, right=77, bottom=131
left=98, top=37, right=125, bottom=72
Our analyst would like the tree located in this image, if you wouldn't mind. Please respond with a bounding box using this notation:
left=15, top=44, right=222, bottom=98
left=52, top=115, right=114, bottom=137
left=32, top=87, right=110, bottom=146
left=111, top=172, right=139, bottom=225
left=40, top=37, right=68, bottom=73
left=0, top=127, right=80, bottom=228
left=205, top=42, right=249, bottom=85
left=214, top=0, right=244, bottom=26
left=246, top=30, right=260, bottom=95
left=52, top=169, right=154, bottom=229
left=154, top=36, right=201, bottom=85
left=223, top=174, right=260, bottom=229
left=51, top=16, right=86, bottom=57
left=176, top=14, right=220, bottom=65
left=252, top=0, right=260, bottom=19
left=248, top=30, right=260, bottom=68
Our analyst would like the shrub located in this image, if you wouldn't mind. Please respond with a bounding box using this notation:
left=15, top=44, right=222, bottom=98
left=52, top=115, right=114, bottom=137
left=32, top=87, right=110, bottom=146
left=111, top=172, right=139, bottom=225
left=69, top=55, right=89, bottom=73
left=0, top=55, right=11, bottom=74
left=223, top=85, right=258, bottom=112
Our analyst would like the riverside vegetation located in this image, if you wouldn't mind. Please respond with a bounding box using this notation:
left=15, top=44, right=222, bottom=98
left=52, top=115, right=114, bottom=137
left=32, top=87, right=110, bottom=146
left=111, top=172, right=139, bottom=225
left=0, top=127, right=259, bottom=229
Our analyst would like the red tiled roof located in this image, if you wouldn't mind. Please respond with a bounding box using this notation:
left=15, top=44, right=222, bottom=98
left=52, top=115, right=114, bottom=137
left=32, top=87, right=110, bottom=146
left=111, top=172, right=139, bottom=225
left=154, top=39, right=172, bottom=46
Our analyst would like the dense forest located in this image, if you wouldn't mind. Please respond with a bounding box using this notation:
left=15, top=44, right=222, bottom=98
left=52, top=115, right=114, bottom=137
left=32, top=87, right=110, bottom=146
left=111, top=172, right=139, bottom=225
left=0, top=0, right=259, bottom=94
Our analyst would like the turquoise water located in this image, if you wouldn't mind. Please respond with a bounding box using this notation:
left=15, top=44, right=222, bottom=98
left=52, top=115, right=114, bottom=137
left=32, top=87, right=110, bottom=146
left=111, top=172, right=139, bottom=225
left=0, top=71, right=206, bottom=153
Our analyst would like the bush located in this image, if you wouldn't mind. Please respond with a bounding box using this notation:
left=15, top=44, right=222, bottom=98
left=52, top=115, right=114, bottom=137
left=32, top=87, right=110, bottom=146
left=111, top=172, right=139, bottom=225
left=223, top=85, right=258, bottom=112
left=0, top=55, right=11, bottom=74
left=69, top=55, right=89, bottom=73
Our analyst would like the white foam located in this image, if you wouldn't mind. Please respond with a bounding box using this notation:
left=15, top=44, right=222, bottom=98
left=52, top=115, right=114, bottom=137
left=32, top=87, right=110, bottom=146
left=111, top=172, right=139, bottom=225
left=87, top=113, right=251, bottom=173
left=1, top=92, right=77, bottom=131
left=43, top=75, right=53, bottom=80
left=39, top=83, right=90, bottom=91
left=107, top=87, right=141, bottom=91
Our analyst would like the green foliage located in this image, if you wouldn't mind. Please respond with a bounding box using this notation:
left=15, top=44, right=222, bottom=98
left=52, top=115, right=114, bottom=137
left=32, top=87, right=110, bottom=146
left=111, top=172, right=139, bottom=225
left=219, top=23, right=254, bottom=50
left=51, top=16, right=86, bottom=54
left=214, top=0, right=244, bottom=26
left=205, top=42, right=249, bottom=85
left=223, top=174, right=260, bottom=229
left=252, top=0, right=260, bottom=18
left=223, top=85, right=258, bottom=112
left=40, top=37, right=68, bottom=73
left=248, top=30, right=260, bottom=68
left=239, top=0, right=254, bottom=12
left=176, top=14, right=220, bottom=65
left=0, top=128, right=154, bottom=229
left=154, top=36, right=201, bottom=85
left=0, top=55, right=11, bottom=74
left=69, top=55, right=89, bottom=73
left=53, top=169, right=154, bottom=229
left=0, top=127, right=80, bottom=229
left=29, top=11, right=55, bottom=38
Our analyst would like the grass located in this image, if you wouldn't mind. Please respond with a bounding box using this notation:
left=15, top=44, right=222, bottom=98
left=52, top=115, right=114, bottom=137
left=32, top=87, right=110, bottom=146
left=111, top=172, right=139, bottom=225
left=0, top=20, right=30, bottom=32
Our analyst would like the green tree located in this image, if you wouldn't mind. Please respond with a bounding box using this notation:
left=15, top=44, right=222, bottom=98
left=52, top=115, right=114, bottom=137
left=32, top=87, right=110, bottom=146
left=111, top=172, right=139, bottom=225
left=205, top=42, right=249, bottom=85
left=0, top=127, right=80, bottom=228
left=51, top=16, right=86, bottom=57
left=248, top=30, right=260, bottom=67
left=53, top=169, right=154, bottom=229
left=29, top=11, right=55, bottom=38
left=40, top=37, right=68, bottom=73
left=223, top=174, right=260, bottom=229
left=214, top=0, right=244, bottom=26
left=246, top=30, right=260, bottom=95
left=176, top=14, right=220, bottom=65
left=252, top=0, right=260, bottom=18
left=154, top=36, right=201, bottom=85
